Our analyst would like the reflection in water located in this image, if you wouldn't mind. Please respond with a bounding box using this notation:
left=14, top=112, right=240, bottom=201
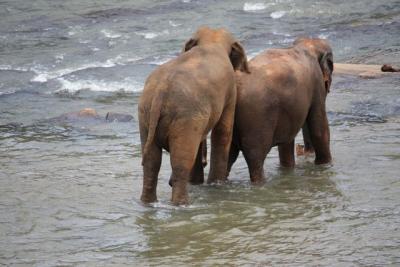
left=136, top=165, right=341, bottom=265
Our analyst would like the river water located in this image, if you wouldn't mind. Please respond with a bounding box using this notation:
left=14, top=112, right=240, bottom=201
left=1, top=0, right=400, bottom=266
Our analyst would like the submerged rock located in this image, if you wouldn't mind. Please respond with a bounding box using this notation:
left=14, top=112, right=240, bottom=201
left=105, top=112, right=133, bottom=122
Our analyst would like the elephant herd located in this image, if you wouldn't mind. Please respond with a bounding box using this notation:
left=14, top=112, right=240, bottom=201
left=138, top=26, right=333, bottom=205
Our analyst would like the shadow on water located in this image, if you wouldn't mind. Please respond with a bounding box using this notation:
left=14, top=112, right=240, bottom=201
left=134, top=163, right=342, bottom=265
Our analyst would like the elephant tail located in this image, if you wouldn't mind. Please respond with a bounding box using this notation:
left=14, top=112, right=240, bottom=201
left=142, top=91, right=164, bottom=166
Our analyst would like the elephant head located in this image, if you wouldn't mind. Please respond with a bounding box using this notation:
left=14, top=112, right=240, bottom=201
left=182, top=26, right=250, bottom=73
left=294, top=38, right=334, bottom=93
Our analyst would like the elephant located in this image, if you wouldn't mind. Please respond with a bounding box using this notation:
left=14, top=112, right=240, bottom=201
left=227, top=37, right=333, bottom=183
left=138, top=26, right=249, bottom=205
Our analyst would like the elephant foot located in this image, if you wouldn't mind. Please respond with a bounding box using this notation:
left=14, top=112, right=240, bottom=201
left=171, top=194, right=189, bottom=206
left=314, top=157, right=332, bottom=165
left=250, top=178, right=266, bottom=186
left=206, top=177, right=228, bottom=185
left=279, top=156, right=295, bottom=168
left=171, top=181, right=189, bottom=206
left=207, top=168, right=229, bottom=184
left=190, top=178, right=204, bottom=185
left=249, top=172, right=266, bottom=185
left=140, top=193, right=157, bottom=203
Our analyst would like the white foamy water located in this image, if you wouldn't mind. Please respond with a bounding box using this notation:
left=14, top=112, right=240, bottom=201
left=55, top=77, right=143, bottom=93
left=0, top=90, right=16, bottom=96
left=169, top=20, right=181, bottom=27
left=30, top=55, right=142, bottom=83
left=0, top=65, right=30, bottom=72
left=278, top=37, right=295, bottom=44
left=135, top=30, right=169, bottom=39
left=147, top=55, right=176, bottom=65
left=31, top=62, right=116, bottom=83
left=271, top=10, right=286, bottom=19
left=101, top=29, right=122, bottom=39
left=318, top=32, right=332, bottom=39
left=243, top=2, right=269, bottom=12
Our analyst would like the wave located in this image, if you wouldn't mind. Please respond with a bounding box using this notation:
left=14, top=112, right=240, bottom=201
left=135, top=30, right=169, bottom=39
left=31, top=62, right=115, bottom=83
left=318, top=32, right=332, bottom=39
left=0, top=90, right=17, bottom=96
left=243, top=3, right=269, bottom=12
left=0, top=65, right=30, bottom=72
left=243, top=3, right=286, bottom=19
left=55, top=77, right=143, bottom=93
left=146, top=55, right=175, bottom=65
left=30, top=55, right=142, bottom=83
left=270, top=11, right=286, bottom=19
left=169, top=20, right=181, bottom=27
left=101, top=29, right=122, bottom=39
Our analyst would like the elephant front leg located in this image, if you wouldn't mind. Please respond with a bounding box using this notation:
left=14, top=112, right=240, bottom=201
left=140, top=143, right=162, bottom=203
left=278, top=140, right=295, bottom=168
left=207, top=105, right=235, bottom=184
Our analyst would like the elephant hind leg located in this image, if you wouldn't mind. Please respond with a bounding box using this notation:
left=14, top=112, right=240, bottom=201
left=169, top=140, right=205, bottom=187
left=306, top=105, right=332, bottom=164
left=278, top=139, right=295, bottom=168
left=241, top=144, right=270, bottom=184
left=169, top=124, right=205, bottom=205
left=140, top=142, right=162, bottom=203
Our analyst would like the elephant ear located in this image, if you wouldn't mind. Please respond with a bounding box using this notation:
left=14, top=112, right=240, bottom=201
left=230, top=42, right=250, bottom=73
left=319, top=52, right=334, bottom=93
left=182, top=38, right=198, bottom=53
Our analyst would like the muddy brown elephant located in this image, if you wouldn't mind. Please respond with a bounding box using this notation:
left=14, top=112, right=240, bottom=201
left=139, top=27, right=249, bottom=205
left=227, top=37, right=333, bottom=183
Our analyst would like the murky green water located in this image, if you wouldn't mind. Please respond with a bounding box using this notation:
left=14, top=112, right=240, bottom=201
left=1, top=0, right=400, bottom=266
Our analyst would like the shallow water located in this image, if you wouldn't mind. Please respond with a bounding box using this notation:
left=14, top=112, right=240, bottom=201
left=1, top=0, right=400, bottom=266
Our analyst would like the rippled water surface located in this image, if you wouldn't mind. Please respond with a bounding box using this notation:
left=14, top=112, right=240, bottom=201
left=1, top=0, right=400, bottom=266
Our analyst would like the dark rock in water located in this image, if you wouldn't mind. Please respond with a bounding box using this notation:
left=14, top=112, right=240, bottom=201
left=105, top=112, right=133, bottom=122
left=42, top=108, right=133, bottom=124
left=81, top=8, right=149, bottom=19
left=381, top=64, right=400, bottom=72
